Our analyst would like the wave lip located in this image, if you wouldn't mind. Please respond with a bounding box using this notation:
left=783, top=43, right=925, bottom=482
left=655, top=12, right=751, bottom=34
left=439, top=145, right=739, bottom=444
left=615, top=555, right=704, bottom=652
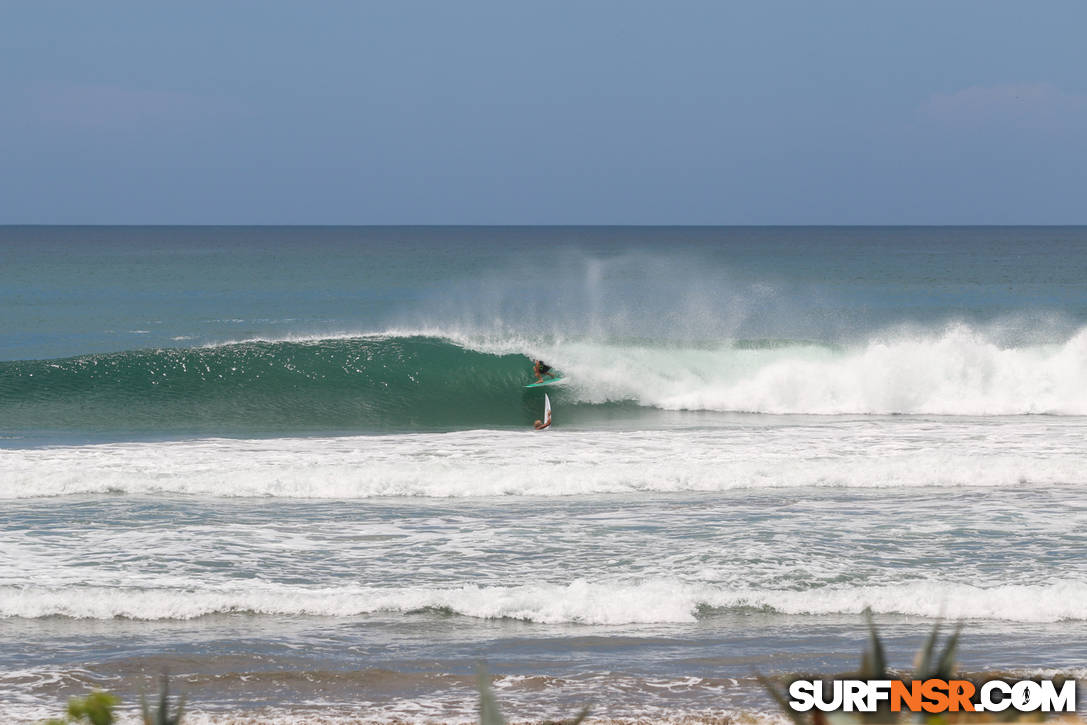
left=3, top=579, right=1084, bottom=624
left=3, top=324, right=1087, bottom=437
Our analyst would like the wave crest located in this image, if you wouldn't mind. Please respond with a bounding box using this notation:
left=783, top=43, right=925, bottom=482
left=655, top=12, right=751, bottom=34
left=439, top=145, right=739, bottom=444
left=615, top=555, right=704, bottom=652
left=4, top=579, right=1084, bottom=623
left=538, top=324, right=1087, bottom=415
left=2, top=324, right=1087, bottom=435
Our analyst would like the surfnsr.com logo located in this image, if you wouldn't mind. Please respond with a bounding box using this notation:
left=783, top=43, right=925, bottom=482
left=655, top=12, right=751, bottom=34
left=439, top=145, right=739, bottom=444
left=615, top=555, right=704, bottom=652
left=788, top=679, right=1077, bottom=713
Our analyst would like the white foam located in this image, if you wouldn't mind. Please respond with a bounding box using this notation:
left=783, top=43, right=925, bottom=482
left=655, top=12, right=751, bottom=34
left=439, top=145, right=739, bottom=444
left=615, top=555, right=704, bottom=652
left=2, top=418, right=1085, bottom=499
left=196, top=323, right=1087, bottom=416
left=3, top=579, right=1085, bottom=623
left=523, top=324, right=1087, bottom=416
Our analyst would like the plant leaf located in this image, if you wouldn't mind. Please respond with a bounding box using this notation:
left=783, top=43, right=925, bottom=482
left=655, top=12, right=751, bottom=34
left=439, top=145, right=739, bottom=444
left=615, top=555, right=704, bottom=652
left=477, top=665, right=506, bottom=725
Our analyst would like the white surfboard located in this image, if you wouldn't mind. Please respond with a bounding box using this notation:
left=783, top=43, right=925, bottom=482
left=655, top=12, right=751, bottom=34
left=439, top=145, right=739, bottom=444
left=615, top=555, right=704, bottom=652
left=540, top=393, right=552, bottom=430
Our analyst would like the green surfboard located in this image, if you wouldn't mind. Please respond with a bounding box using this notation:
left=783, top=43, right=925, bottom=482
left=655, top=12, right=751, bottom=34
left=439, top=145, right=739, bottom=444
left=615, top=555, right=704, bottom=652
left=524, top=375, right=564, bottom=388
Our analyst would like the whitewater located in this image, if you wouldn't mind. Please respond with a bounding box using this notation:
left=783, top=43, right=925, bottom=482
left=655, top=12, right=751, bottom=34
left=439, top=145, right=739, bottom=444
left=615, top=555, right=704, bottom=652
left=3, top=416, right=1086, bottom=498
left=5, top=324, right=1087, bottom=437
left=3, top=482, right=1085, bottom=622
left=3, top=226, right=1087, bottom=723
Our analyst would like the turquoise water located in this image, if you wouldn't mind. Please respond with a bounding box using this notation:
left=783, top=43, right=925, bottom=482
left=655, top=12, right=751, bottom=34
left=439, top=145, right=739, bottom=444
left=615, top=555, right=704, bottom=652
left=3, top=225, right=1087, bottom=437
left=1, top=226, right=1086, bottom=722
left=4, top=226, right=1087, bottom=364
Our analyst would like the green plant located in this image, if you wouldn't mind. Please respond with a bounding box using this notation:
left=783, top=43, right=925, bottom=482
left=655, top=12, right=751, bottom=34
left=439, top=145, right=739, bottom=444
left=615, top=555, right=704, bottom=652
left=43, top=691, right=119, bottom=725
left=915, top=620, right=963, bottom=681
left=755, top=672, right=810, bottom=725
left=476, top=664, right=589, bottom=725
left=140, top=672, right=186, bottom=725
left=477, top=666, right=506, bottom=725
left=760, top=609, right=967, bottom=725
left=860, top=606, right=889, bottom=679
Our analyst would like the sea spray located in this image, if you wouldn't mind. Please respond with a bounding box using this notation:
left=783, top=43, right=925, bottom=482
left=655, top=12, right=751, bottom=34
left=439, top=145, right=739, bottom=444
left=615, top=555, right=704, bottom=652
left=3, top=324, right=1087, bottom=435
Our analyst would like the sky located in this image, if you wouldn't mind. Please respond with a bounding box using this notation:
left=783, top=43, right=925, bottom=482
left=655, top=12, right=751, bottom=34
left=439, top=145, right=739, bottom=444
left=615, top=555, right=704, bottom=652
left=2, top=1, right=1085, bottom=224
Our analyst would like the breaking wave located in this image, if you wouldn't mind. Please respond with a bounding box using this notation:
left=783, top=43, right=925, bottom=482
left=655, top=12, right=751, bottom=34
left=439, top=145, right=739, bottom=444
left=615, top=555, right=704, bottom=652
left=2, top=324, right=1087, bottom=435
left=3, top=579, right=1085, bottom=623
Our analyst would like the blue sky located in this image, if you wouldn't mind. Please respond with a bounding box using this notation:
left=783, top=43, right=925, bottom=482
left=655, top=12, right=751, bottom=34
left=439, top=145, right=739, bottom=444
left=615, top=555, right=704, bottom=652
left=2, top=1, right=1085, bottom=224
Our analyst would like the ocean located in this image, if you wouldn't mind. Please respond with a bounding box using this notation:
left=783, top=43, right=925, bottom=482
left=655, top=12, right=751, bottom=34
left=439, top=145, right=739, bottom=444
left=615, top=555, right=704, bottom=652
left=1, top=226, right=1085, bottom=723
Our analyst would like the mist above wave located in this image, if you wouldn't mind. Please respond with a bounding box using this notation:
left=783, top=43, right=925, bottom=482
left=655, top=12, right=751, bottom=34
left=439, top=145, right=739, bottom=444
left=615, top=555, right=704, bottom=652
left=2, top=319, right=1087, bottom=438
left=519, top=323, right=1087, bottom=415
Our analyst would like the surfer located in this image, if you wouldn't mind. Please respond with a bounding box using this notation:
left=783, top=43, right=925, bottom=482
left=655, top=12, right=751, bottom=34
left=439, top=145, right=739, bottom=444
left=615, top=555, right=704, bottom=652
left=533, top=359, right=555, bottom=383
left=534, top=392, right=553, bottom=430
